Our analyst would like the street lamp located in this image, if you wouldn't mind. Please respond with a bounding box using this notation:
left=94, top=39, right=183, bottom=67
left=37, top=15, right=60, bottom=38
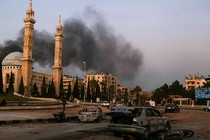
left=83, top=61, right=86, bottom=76
left=83, top=61, right=86, bottom=102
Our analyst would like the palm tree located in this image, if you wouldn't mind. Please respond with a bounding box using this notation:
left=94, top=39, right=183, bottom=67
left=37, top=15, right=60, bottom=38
left=133, top=86, right=142, bottom=106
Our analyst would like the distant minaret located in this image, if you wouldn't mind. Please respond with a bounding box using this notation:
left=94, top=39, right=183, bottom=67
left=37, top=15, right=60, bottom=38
left=53, top=16, right=63, bottom=97
left=21, top=0, right=36, bottom=96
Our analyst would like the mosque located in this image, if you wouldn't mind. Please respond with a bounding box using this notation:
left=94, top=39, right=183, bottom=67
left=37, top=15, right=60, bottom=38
left=1, top=1, right=63, bottom=97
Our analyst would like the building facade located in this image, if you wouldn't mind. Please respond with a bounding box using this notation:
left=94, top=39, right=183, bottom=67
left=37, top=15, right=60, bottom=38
left=185, top=75, right=206, bottom=90
left=85, top=72, right=117, bottom=92
left=63, top=75, right=83, bottom=93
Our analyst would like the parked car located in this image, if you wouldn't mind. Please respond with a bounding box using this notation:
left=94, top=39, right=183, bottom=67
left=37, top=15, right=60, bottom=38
left=107, top=106, right=171, bottom=139
left=165, top=103, right=180, bottom=113
left=116, top=101, right=125, bottom=107
left=203, top=106, right=210, bottom=111
left=78, top=106, right=103, bottom=122
left=101, top=101, right=110, bottom=107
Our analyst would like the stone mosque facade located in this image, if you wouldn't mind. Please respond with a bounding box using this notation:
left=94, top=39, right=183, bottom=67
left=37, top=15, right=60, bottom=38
left=1, top=1, right=63, bottom=96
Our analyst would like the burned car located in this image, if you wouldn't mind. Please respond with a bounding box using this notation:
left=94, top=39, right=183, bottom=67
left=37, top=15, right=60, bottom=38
left=78, top=106, right=103, bottom=122
left=107, top=106, right=171, bottom=139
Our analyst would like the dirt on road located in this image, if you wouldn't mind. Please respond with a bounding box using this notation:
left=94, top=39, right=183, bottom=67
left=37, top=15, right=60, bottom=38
left=163, top=110, right=210, bottom=140
left=2, top=104, right=210, bottom=139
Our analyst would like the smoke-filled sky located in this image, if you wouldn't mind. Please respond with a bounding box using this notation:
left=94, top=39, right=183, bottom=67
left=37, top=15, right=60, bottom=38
left=0, top=0, right=210, bottom=91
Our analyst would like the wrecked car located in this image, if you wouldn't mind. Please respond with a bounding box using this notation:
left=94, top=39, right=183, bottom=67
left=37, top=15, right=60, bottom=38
left=107, top=106, right=171, bottom=139
left=78, top=106, right=103, bottom=122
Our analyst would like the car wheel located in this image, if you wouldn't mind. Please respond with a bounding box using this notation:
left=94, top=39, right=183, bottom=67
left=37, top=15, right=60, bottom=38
left=165, top=122, right=171, bottom=132
left=143, top=126, right=150, bottom=139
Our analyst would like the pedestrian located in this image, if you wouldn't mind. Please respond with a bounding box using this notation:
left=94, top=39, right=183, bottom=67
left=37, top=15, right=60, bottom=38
left=62, top=98, right=67, bottom=113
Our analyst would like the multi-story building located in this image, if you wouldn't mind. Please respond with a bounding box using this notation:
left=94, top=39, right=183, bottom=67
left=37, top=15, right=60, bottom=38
left=116, top=85, right=131, bottom=95
left=84, top=73, right=117, bottom=92
left=63, top=75, right=83, bottom=93
left=116, top=84, right=131, bottom=101
left=84, top=73, right=117, bottom=93
left=185, top=75, right=207, bottom=90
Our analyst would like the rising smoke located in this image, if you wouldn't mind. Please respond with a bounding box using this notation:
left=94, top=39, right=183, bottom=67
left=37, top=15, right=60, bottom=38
left=0, top=7, right=143, bottom=84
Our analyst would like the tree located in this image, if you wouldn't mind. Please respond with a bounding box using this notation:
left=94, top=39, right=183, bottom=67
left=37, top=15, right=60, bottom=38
left=73, top=77, right=79, bottom=99
left=168, top=80, right=185, bottom=95
left=18, top=77, right=24, bottom=95
left=7, top=71, right=14, bottom=94
left=160, top=84, right=169, bottom=98
left=101, top=82, right=107, bottom=101
left=116, top=89, right=122, bottom=101
left=151, top=88, right=165, bottom=104
left=41, top=76, right=47, bottom=97
left=80, top=84, right=85, bottom=101
left=96, top=82, right=101, bottom=102
left=183, top=88, right=195, bottom=99
left=47, top=81, right=52, bottom=98
left=202, top=82, right=210, bottom=88
left=109, top=85, right=115, bottom=102
left=50, top=79, right=56, bottom=98
left=31, top=83, right=38, bottom=97
left=59, top=74, right=65, bottom=99
left=132, top=86, right=142, bottom=106
left=66, top=82, right=71, bottom=101
left=86, top=80, right=91, bottom=102
left=90, top=79, right=98, bottom=102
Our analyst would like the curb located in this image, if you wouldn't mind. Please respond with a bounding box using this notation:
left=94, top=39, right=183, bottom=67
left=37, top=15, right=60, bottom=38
left=0, top=104, right=79, bottom=111
left=0, top=116, right=78, bottom=126
left=0, top=118, right=55, bottom=125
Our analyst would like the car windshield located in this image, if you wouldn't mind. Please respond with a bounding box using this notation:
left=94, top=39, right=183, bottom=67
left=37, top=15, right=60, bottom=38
left=114, top=107, right=133, bottom=113
left=103, top=101, right=109, bottom=103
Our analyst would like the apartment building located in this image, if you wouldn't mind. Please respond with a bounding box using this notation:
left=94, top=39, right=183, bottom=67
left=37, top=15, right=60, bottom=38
left=185, top=75, right=207, bottom=90
left=84, top=72, right=117, bottom=92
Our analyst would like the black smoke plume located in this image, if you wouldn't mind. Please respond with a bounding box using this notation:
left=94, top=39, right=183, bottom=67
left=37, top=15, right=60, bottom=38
left=0, top=7, right=143, bottom=83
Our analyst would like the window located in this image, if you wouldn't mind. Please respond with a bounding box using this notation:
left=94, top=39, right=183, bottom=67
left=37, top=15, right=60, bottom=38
left=132, top=108, right=143, bottom=116
left=152, top=109, right=161, bottom=117
left=146, top=109, right=153, bottom=116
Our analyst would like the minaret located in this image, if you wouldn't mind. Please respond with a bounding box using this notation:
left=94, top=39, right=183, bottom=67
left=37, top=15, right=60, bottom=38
left=53, top=16, right=63, bottom=97
left=21, top=0, right=36, bottom=96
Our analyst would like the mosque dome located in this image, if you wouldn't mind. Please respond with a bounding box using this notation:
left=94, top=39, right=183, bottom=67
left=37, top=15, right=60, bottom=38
left=2, top=52, right=23, bottom=66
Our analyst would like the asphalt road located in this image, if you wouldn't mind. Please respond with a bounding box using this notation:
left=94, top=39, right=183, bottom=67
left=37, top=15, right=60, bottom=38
left=0, top=109, right=210, bottom=140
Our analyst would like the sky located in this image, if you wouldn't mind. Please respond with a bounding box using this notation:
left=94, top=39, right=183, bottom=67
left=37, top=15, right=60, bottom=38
left=0, top=0, right=210, bottom=91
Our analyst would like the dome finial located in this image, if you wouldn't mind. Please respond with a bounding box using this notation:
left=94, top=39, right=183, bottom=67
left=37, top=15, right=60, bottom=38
left=29, top=0, right=32, bottom=10
left=58, top=15, right=62, bottom=27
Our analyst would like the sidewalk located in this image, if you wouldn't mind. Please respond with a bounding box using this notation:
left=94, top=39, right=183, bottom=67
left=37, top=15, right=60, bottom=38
left=0, top=103, right=78, bottom=125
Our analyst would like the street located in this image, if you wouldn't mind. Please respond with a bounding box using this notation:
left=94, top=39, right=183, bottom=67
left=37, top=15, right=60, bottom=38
left=0, top=108, right=210, bottom=140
